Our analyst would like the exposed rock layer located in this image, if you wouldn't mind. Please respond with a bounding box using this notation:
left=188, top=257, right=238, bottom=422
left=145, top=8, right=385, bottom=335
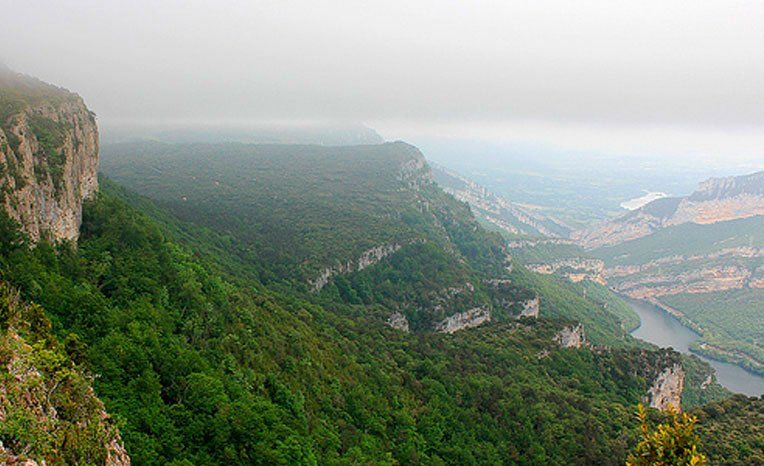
left=0, top=70, right=99, bottom=243
left=310, top=243, right=403, bottom=291
left=646, top=364, right=685, bottom=411
left=574, top=171, right=764, bottom=249
left=386, top=312, right=410, bottom=332
left=554, top=323, right=587, bottom=348
left=435, top=307, right=491, bottom=333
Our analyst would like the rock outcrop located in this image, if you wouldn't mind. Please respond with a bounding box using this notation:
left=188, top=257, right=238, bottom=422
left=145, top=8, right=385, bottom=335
left=310, top=243, right=403, bottom=290
left=527, top=258, right=606, bottom=285
left=573, top=171, right=764, bottom=249
left=434, top=307, right=491, bottom=334
left=554, top=323, right=587, bottom=348
left=646, top=364, right=685, bottom=411
left=386, top=312, right=410, bottom=332
left=516, top=296, right=540, bottom=318
left=0, top=69, right=99, bottom=243
left=0, top=285, right=130, bottom=465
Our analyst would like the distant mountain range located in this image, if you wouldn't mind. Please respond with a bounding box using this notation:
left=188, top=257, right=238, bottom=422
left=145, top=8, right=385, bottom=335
left=573, top=171, right=764, bottom=250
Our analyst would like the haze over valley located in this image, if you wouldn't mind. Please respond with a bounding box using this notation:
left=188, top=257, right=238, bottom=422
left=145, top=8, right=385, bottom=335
left=0, top=1, right=763, bottom=465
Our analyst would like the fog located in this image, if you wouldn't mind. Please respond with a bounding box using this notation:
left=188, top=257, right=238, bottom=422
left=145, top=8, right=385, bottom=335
left=1, top=0, right=762, bottom=163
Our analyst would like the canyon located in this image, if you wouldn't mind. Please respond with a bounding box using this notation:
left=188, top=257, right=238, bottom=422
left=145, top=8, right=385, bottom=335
left=574, top=171, right=764, bottom=250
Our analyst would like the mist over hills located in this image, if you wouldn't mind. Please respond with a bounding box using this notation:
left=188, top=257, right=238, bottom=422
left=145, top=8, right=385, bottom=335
left=100, top=121, right=384, bottom=146
left=1, top=65, right=763, bottom=465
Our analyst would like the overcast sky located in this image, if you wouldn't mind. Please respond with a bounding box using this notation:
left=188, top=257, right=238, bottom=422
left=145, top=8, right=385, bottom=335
left=1, top=0, right=762, bottom=164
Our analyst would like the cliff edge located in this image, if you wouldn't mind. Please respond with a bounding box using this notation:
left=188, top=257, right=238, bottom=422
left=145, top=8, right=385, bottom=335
left=0, top=68, right=99, bottom=243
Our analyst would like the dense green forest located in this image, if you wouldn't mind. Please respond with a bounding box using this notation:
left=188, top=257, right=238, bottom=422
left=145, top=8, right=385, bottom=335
left=100, top=142, right=547, bottom=334
left=592, top=215, right=764, bottom=266
left=662, top=290, right=764, bottom=375
left=0, top=184, right=728, bottom=465
left=0, top=134, right=759, bottom=464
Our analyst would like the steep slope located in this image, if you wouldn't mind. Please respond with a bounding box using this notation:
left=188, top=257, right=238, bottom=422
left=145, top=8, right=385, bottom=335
left=100, top=141, right=656, bottom=342
left=591, top=215, right=764, bottom=373
left=0, top=284, right=129, bottom=465
left=573, top=171, right=764, bottom=249
left=0, top=68, right=99, bottom=243
left=101, top=141, right=543, bottom=333
left=0, top=181, right=730, bottom=465
left=432, top=164, right=572, bottom=238
left=0, top=70, right=128, bottom=465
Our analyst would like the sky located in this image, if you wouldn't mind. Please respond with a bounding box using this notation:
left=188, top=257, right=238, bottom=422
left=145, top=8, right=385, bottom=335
left=1, top=0, right=762, bottom=165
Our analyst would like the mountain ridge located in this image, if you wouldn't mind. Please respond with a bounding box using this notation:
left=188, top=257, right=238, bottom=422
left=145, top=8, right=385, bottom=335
left=574, top=170, right=764, bottom=249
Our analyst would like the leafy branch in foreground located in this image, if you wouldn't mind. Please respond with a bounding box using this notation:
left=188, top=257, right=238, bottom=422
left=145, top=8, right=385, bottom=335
left=627, top=404, right=706, bottom=466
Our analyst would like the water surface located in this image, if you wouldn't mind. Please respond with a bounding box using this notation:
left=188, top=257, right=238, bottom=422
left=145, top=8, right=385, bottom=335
left=626, top=297, right=764, bottom=396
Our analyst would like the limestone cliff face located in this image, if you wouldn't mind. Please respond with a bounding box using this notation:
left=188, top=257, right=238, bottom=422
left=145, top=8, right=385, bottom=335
left=603, top=247, right=764, bottom=300
left=646, top=364, right=685, bottom=411
left=527, top=258, right=606, bottom=285
left=0, top=69, right=99, bottom=243
left=573, top=171, right=764, bottom=249
left=386, top=312, right=410, bottom=332
left=310, top=243, right=403, bottom=291
left=434, top=307, right=491, bottom=334
left=517, top=296, right=540, bottom=318
left=554, top=323, right=587, bottom=348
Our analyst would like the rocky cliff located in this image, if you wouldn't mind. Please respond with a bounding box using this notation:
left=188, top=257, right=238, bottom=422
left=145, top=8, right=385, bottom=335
left=432, top=164, right=571, bottom=238
left=310, top=243, right=404, bottom=291
left=0, top=285, right=129, bottom=465
left=434, top=306, right=491, bottom=333
left=646, top=364, right=685, bottom=411
left=386, top=311, right=410, bottom=332
left=0, top=68, right=99, bottom=243
left=554, top=323, right=587, bottom=348
left=574, top=171, right=764, bottom=249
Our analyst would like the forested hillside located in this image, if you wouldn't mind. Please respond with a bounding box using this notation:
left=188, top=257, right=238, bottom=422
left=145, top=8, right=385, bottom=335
left=0, top=121, right=760, bottom=464
left=590, top=214, right=764, bottom=374
left=100, top=141, right=647, bottom=342
left=0, top=183, right=745, bottom=465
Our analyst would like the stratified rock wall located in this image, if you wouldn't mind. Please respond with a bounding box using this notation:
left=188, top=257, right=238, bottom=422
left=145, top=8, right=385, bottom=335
left=0, top=70, right=99, bottom=243
left=647, top=364, right=685, bottom=411
left=434, top=307, right=491, bottom=333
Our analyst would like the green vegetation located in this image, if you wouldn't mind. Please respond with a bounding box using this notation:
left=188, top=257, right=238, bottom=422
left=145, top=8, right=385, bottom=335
left=679, top=355, right=730, bottom=410
left=508, top=265, right=637, bottom=345
left=101, top=141, right=449, bottom=284
left=0, top=186, right=679, bottom=465
left=693, top=394, right=764, bottom=465
left=508, top=241, right=591, bottom=264
left=0, top=284, right=121, bottom=464
left=661, top=290, right=764, bottom=375
left=101, top=142, right=644, bottom=343
left=0, top=135, right=752, bottom=464
left=627, top=404, right=707, bottom=466
left=593, top=216, right=764, bottom=266
left=28, top=115, right=68, bottom=192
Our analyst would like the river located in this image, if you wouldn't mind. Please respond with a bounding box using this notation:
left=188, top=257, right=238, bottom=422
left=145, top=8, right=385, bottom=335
left=626, top=297, right=764, bottom=396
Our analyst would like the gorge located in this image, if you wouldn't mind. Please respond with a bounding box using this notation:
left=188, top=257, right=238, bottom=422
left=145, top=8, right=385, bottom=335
left=627, top=297, right=764, bottom=396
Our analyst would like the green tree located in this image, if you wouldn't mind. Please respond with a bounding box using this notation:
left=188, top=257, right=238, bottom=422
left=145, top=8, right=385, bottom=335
left=627, top=404, right=707, bottom=466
